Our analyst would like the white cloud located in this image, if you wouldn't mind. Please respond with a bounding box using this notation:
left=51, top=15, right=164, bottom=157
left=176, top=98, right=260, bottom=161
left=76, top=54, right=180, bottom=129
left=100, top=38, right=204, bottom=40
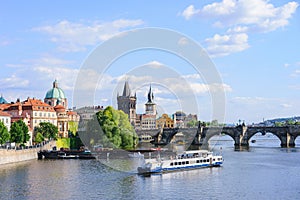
left=181, top=1, right=298, bottom=56
left=145, top=61, right=164, bottom=68
left=0, top=74, right=29, bottom=89
left=205, top=33, right=249, bottom=57
left=226, top=26, right=249, bottom=34
left=183, top=0, right=298, bottom=33
left=33, top=19, right=144, bottom=52
left=290, top=69, right=300, bottom=77
left=228, top=96, right=300, bottom=123
left=281, top=103, right=292, bottom=108
left=33, top=66, right=79, bottom=90
left=231, top=96, right=271, bottom=105
left=180, top=5, right=201, bottom=20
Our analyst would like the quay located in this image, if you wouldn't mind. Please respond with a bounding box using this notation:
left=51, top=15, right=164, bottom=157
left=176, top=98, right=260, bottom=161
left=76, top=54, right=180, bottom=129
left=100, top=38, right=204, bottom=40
left=0, top=141, right=55, bottom=165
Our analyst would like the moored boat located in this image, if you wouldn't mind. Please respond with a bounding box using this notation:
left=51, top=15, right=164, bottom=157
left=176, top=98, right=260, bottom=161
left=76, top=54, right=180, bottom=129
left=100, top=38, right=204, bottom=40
left=128, top=152, right=144, bottom=158
left=137, top=150, right=223, bottom=175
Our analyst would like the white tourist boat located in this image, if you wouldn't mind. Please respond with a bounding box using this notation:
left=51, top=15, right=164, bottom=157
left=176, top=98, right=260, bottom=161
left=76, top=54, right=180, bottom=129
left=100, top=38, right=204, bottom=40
left=137, top=150, right=223, bottom=174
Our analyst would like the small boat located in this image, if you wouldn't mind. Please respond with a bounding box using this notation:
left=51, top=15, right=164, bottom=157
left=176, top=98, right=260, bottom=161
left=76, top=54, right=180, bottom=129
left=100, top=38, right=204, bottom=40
left=137, top=150, right=223, bottom=175
left=139, top=135, right=154, bottom=143
left=57, top=152, right=79, bottom=159
left=128, top=152, right=144, bottom=158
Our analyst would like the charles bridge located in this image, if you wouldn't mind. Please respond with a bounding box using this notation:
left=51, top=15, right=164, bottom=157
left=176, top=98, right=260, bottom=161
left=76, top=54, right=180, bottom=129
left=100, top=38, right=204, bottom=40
left=136, top=125, right=300, bottom=148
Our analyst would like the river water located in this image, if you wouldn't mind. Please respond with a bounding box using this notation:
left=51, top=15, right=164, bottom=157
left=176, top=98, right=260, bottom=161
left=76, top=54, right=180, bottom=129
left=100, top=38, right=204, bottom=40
left=1, top=134, right=300, bottom=200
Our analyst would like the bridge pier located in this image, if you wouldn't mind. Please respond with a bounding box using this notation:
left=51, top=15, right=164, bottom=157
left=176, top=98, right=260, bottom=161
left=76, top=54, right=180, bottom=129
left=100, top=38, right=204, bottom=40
left=278, top=132, right=295, bottom=148
left=286, top=133, right=295, bottom=148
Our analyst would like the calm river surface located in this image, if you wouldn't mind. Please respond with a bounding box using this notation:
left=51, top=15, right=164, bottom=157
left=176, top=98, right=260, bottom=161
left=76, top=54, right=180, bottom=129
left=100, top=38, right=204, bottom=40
left=1, top=134, right=300, bottom=200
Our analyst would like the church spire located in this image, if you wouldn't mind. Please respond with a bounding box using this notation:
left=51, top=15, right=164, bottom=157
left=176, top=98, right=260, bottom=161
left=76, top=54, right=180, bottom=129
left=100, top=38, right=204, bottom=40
left=122, top=81, right=131, bottom=97
left=147, top=84, right=154, bottom=103
left=53, top=79, right=58, bottom=88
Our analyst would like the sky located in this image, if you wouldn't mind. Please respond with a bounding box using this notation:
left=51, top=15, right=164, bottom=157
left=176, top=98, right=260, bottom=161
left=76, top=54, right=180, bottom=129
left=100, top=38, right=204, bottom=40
left=0, top=0, right=299, bottom=124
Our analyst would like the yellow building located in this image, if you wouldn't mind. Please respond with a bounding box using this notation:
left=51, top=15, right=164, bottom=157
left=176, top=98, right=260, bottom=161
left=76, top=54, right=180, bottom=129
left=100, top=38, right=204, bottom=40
left=156, top=114, right=174, bottom=128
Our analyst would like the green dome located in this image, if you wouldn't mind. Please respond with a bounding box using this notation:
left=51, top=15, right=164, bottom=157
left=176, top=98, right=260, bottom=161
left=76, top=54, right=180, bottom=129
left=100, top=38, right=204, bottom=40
left=45, top=80, right=66, bottom=99
left=0, top=95, right=8, bottom=104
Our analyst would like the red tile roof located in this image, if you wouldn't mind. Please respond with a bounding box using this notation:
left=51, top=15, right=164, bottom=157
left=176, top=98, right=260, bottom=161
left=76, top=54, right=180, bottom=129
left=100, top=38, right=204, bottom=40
left=0, top=110, right=11, bottom=117
left=67, top=111, right=77, bottom=115
left=0, top=103, right=10, bottom=111
left=23, top=98, right=55, bottom=112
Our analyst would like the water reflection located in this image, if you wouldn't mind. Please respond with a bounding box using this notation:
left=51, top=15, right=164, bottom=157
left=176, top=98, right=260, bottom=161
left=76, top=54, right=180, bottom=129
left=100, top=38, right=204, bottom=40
left=1, top=138, right=300, bottom=200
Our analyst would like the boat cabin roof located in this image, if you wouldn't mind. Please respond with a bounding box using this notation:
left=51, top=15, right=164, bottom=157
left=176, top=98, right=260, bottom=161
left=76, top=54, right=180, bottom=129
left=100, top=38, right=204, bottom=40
left=180, top=150, right=211, bottom=155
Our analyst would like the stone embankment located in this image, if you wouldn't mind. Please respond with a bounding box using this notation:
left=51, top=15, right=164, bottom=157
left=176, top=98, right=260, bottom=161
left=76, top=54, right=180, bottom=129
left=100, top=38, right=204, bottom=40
left=0, top=141, right=55, bottom=165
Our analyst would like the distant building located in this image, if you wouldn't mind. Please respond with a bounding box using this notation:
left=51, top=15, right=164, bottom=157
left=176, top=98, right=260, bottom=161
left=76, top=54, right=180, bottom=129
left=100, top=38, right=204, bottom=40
left=0, top=110, right=11, bottom=131
left=4, top=97, right=58, bottom=145
left=6, top=98, right=57, bottom=131
left=156, top=114, right=174, bottom=128
left=173, top=111, right=186, bottom=128
left=184, top=114, right=198, bottom=126
left=117, top=81, right=137, bottom=126
left=173, top=111, right=197, bottom=128
left=1, top=80, right=80, bottom=142
left=0, top=95, right=8, bottom=104
left=75, top=106, right=103, bottom=132
left=141, top=85, right=157, bottom=130
left=44, top=80, right=68, bottom=109
left=75, top=106, right=103, bottom=121
left=44, top=80, right=79, bottom=137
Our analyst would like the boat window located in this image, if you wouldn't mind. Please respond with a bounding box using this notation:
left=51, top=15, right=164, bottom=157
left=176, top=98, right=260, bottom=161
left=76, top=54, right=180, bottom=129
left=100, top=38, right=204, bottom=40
left=182, top=161, right=185, bottom=165
left=207, top=159, right=209, bottom=162
left=175, top=162, right=177, bottom=165
left=170, top=163, right=173, bottom=166
left=200, top=160, right=203, bottom=163
left=178, top=162, right=181, bottom=165
left=186, top=161, right=189, bottom=164
left=213, top=159, right=215, bottom=161
left=196, top=160, right=199, bottom=163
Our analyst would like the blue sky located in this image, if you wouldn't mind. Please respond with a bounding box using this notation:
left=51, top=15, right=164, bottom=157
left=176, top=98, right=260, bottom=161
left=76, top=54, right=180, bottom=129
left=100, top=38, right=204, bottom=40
left=0, top=0, right=299, bottom=124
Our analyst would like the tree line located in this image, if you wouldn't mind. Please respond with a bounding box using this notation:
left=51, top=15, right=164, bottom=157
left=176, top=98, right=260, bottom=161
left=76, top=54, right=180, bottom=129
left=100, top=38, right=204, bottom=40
left=0, top=120, right=58, bottom=147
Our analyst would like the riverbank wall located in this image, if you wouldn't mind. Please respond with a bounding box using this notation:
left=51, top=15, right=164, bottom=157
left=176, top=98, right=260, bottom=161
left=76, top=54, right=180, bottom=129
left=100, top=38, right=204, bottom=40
left=0, top=141, right=55, bottom=165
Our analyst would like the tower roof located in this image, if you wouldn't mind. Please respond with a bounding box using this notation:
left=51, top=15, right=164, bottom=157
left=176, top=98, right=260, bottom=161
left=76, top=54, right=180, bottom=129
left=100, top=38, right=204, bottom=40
left=147, top=85, right=154, bottom=103
left=0, top=94, right=8, bottom=104
left=122, top=81, right=131, bottom=97
left=45, top=80, right=66, bottom=99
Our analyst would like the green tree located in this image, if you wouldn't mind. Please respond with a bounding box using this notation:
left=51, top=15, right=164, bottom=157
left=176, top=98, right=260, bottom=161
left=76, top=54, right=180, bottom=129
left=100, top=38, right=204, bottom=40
left=34, top=132, right=44, bottom=143
left=286, top=120, right=295, bottom=125
left=187, top=120, right=197, bottom=128
left=0, top=121, right=9, bottom=145
left=96, top=106, right=137, bottom=149
left=68, top=121, right=78, bottom=136
left=275, top=121, right=285, bottom=127
left=10, top=120, right=29, bottom=145
left=34, top=122, right=58, bottom=140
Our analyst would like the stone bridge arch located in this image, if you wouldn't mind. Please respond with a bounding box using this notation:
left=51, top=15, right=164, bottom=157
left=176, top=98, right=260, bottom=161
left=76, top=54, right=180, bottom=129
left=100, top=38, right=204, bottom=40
left=200, top=127, right=238, bottom=147
left=246, top=128, right=281, bottom=143
left=245, top=127, right=293, bottom=147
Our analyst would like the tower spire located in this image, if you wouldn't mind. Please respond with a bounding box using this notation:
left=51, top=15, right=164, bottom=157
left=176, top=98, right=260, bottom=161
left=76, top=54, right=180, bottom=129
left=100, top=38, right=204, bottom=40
left=122, top=80, right=131, bottom=96
left=147, top=84, right=154, bottom=103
